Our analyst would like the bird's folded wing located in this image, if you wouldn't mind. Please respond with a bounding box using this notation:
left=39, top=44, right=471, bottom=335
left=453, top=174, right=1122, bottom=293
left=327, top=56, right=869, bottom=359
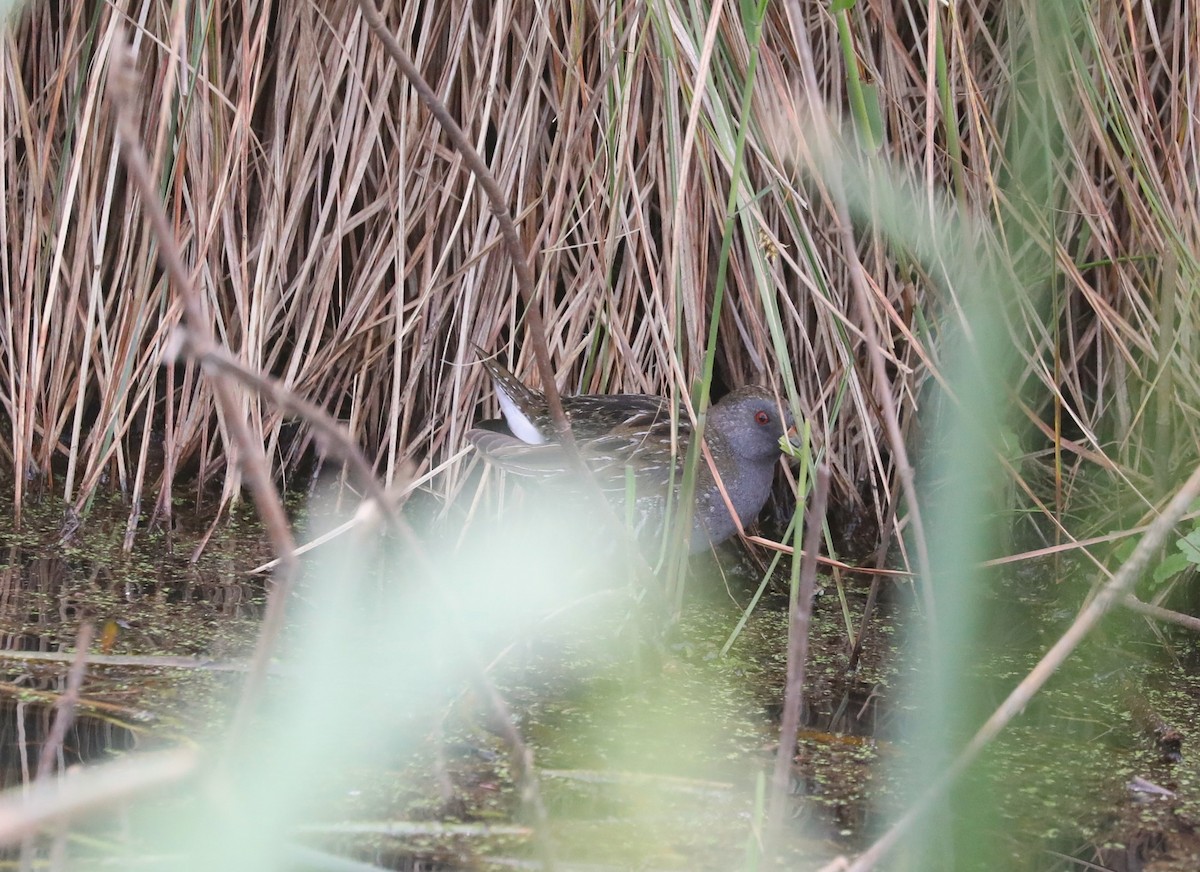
left=466, top=429, right=577, bottom=476
left=467, top=426, right=672, bottom=486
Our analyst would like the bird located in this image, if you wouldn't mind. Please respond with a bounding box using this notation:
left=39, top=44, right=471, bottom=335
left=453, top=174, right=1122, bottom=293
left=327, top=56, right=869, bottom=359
left=467, top=355, right=794, bottom=554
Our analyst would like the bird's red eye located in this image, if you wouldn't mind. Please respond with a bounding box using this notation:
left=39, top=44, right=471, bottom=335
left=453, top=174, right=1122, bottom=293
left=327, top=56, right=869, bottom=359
left=755, top=410, right=770, bottom=426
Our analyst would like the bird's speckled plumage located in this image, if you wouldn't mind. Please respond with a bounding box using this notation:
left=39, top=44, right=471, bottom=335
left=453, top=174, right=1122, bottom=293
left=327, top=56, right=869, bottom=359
left=469, top=357, right=793, bottom=553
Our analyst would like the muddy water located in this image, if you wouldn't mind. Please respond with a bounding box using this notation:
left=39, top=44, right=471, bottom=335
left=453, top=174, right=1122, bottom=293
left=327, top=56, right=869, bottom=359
left=0, top=492, right=1197, bottom=870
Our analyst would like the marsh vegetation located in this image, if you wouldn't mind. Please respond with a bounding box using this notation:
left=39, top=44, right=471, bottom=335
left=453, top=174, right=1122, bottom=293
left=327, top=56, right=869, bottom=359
left=0, top=0, right=1198, bottom=869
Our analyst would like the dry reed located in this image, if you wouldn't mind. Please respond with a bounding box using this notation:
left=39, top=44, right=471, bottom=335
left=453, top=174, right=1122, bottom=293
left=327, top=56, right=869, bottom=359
left=0, top=1, right=1193, bottom=570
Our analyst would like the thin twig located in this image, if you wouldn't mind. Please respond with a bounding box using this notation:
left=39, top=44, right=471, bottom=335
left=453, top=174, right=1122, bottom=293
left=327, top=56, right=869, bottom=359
left=34, top=623, right=95, bottom=780
left=840, top=457, right=1200, bottom=870
left=1121, top=595, right=1200, bottom=633
left=848, top=513, right=899, bottom=671
left=20, top=623, right=95, bottom=871
left=741, top=534, right=910, bottom=578
left=0, top=750, right=198, bottom=847
left=0, top=651, right=255, bottom=672
left=768, top=464, right=830, bottom=832
left=352, top=0, right=669, bottom=641
left=781, top=0, right=936, bottom=621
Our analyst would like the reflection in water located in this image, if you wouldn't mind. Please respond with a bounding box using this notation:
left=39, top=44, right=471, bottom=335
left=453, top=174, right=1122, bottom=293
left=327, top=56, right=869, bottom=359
left=0, top=545, right=261, bottom=795
left=0, top=697, right=137, bottom=790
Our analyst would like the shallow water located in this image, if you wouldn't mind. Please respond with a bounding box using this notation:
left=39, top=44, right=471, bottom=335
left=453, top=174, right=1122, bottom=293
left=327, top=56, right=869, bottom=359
left=0, top=490, right=1197, bottom=870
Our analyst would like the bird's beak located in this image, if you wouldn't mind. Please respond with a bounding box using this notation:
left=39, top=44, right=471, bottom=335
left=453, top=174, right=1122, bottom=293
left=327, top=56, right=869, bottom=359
left=779, top=425, right=803, bottom=460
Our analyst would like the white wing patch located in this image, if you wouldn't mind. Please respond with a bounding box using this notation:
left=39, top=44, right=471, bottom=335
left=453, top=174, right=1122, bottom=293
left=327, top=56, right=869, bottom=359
left=496, top=382, right=547, bottom=444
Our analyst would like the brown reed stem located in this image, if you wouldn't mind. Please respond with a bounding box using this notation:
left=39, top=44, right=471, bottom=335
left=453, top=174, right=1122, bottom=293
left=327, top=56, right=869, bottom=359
left=111, top=48, right=559, bottom=870
left=352, top=0, right=572, bottom=449
left=105, top=42, right=298, bottom=749
left=172, top=329, right=398, bottom=526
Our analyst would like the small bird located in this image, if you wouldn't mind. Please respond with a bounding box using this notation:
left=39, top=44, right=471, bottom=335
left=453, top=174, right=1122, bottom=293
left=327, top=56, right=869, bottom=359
left=468, top=356, right=794, bottom=553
